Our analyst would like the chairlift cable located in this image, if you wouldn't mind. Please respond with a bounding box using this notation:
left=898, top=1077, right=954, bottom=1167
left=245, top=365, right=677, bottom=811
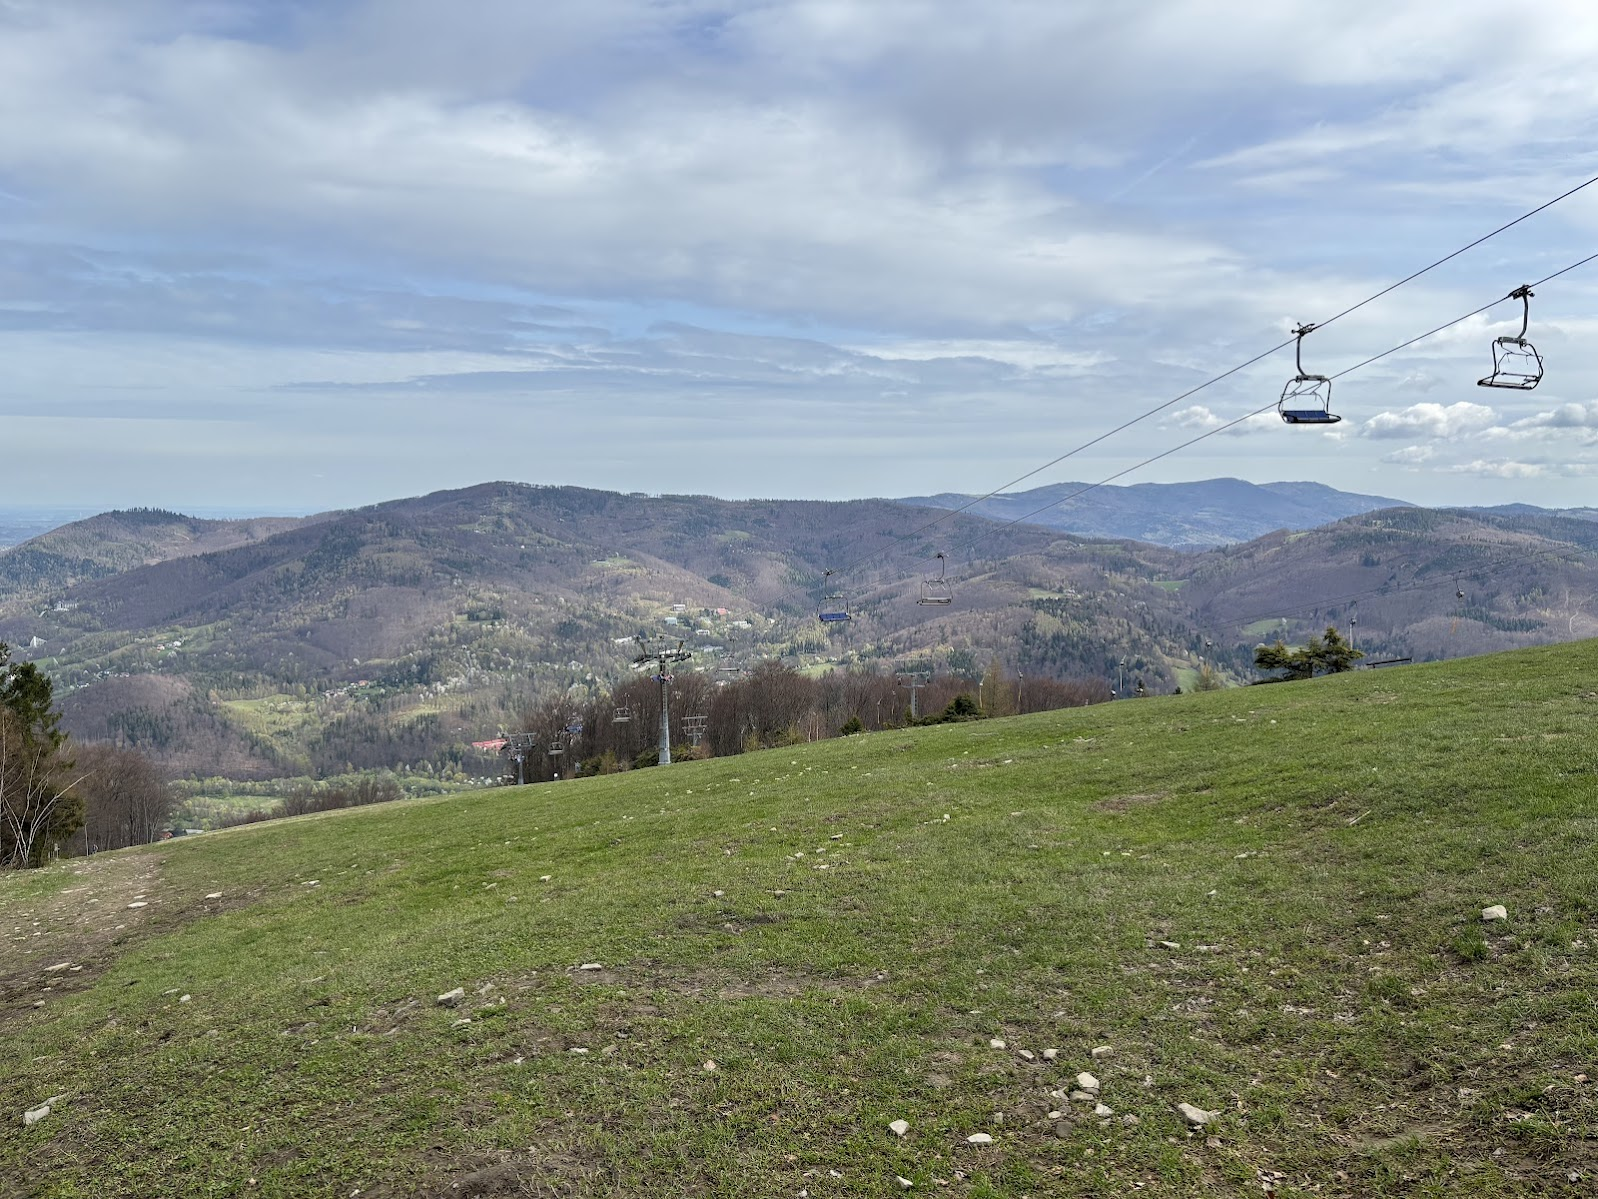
left=770, top=177, right=1598, bottom=611
left=933, top=250, right=1598, bottom=574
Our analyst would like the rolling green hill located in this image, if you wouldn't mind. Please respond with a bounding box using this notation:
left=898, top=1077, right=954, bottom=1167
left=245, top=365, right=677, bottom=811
left=3, top=640, right=1595, bottom=1196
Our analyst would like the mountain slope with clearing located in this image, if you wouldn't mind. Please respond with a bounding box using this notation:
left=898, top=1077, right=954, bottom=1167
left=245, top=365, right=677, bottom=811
left=2, top=642, right=1596, bottom=1197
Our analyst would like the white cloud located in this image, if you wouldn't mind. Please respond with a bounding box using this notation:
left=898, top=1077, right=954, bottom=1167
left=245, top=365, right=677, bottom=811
left=1437, top=458, right=1595, bottom=479
left=1381, top=445, right=1435, bottom=466
left=1166, top=405, right=1278, bottom=436
left=1359, top=401, right=1498, bottom=440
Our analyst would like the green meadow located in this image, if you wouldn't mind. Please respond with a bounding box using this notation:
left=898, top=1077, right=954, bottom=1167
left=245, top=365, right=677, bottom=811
left=3, top=641, right=1596, bottom=1197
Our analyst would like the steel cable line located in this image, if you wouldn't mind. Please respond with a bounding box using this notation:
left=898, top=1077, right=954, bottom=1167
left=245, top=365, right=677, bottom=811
left=932, top=250, right=1598, bottom=587
left=771, top=173, right=1598, bottom=613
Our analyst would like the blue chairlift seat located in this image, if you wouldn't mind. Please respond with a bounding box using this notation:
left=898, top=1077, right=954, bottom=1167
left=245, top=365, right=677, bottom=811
left=819, top=592, right=852, bottom=623
left=1278, top=373, right=1340, bottom=425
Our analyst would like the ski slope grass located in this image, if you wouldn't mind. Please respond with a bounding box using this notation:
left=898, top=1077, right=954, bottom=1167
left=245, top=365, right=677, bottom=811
left=4, top=642, right=1598, bottom=1197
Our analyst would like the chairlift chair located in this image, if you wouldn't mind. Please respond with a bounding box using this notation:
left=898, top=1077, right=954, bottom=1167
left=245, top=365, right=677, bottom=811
left=1478, top=285, right=1543, bottom=390
left=612, top=704, right=633, bottom=725
left=1278, top=323, right=1341, bottom=425
left=818, top=569, right=852, bottom=623
left=917, top=552, right=953, bottom=605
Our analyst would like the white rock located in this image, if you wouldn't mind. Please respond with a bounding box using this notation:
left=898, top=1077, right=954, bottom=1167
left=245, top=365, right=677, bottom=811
left=1159, top=940, right=1180, bottom=950
left=1042, top=1048, right=1058, bottom=1061
left=127, top=902, right=147, bottom=910
left=988, top=1038, right=1006, bottom=1049
left=178, top=995, right=191, bottom=1004
left=569, top=1047, right=588, bottom=1055
left=577, top=963, right=604, bottom=971
left=703, top=1060, right=717, bottom=1071
left=539, top=875, right=552, bottom=882
left=1017, top=1049, right=1035, bottom=1061
left=23, top=1105, right=50, bottom=1127
left=966, top=1132, right=992, bottom=1144
left=436, top=988, right=466, bottom=1007
left=1075, top=1072, right=1100, bottom=1093
left=896, top=1177, right=913, bottom=1190
left=1091, top=1045, right=1113, bottom=1059
left=1121, top=1114, right=1140, bottom=1126
left=1177, top=1102, right=1219, bottom=1126
left=888, top=1119, right=909, bottom=1137
left=1047, top=1110, right=1063, bottom=1119
left=42, top=962, right=70, bottom=973
left=1093, top=1103, right=1113, bottom=1117
left=712, top=890, right=725, bottom=898
left=1069, top=1090, right=1096, bottom=1102
left=302, top=880, right=320, bottom=887
left=205, top=892, right=223, bottom=899
left=1482, top=905, right=1508, bottom=922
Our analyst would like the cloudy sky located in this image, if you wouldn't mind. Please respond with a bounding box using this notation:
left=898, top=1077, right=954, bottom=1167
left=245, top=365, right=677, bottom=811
left=4, top=0, right=1598, bottom=514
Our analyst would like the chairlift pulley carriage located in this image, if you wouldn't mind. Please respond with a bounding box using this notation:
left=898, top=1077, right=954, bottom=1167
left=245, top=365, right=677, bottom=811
left=1278, top=323, right=1340, bottom=425
left=917, top=552, right=953, bottom=606
left=1478, top=285, right=1544, bottom=390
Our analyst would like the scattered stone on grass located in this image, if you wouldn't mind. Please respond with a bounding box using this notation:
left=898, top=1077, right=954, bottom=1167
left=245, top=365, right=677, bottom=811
left=1075, top=1072, right=1100, bottom=1093
left=703, top=1060, right=717, bottom=1071
left=1121, top=1115, right=1140, bottom=1127
left=569, top=1047, right=588, bottom=1055
left=539, top=875, right=552, bottom=882
left=1159, top=940, right=1180, bottom=950
left=23, top=1105, right=51, bottom=1127
left=577, top=962, right=603, bottom=971
left=1091, top=1045, right=1113, bottom=1059
left=1177, top=1102, right=1219, bottom=1126
left=988, top=1038, right=1006, bottom=1049
left=712, top=890, right=725, bottom=898
left=888, top=1119, right=909, bottom=1137
left=126, top=902, right=147, bottom=910
left=895, top=1177, right=913, bottom=1190
left=1482, top=904, right=1508, bottom=921
left=205, top=892, right=223, bottom=899
left=1094, top=1103, right=1113, bottom=1117
left=436, top=988, right=466, bottom=1007
left=966, top=1133, right=992, bottom=1144
left=1017, top=1049, right=1035, bottom=1061
left=42, top=962, right=71, bottom=973
left=302, top=880, right=320, bottom=887
left=1070, top=1090, right=1095, bottom=1102
left=1042, top=1048, right=1058, bottom=1061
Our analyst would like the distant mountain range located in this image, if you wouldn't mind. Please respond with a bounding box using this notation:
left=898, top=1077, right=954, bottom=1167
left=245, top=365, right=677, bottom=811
left=2, top=481, right=1596, bottom=783
left=898, top=478, right=1413, bottom=547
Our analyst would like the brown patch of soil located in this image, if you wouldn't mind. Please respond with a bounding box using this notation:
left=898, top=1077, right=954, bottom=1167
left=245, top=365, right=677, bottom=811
left=1093, top=792, right=1168, bottom=813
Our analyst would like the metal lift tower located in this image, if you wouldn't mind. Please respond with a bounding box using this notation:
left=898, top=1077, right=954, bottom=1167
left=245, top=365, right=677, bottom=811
left=632, top=638, right=693, bottom=765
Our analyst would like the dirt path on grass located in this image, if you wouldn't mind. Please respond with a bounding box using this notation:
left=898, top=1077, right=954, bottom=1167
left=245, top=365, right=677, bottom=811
left=0, top=849, right=174, bottom=1027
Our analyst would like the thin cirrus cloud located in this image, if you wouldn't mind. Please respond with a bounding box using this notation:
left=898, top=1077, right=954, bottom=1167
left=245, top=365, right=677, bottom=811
left=2, top=1, right=1598, bottom=510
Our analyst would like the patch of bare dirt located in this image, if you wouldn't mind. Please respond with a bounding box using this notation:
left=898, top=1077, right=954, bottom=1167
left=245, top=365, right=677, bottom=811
left=0, top=848, right=272, bottom=1028
left=1093, top=792, right=1169, bottom=813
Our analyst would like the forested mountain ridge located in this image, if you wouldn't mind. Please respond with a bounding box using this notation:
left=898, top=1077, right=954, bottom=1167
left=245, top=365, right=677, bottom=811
left=899, top=477, right=1413, bottom=548
left=2, top=482, right=1596, bottom=784
left=0, top=508, right=319, bottom=605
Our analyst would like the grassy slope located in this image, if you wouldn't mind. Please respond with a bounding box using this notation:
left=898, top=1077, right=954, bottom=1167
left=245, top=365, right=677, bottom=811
left=4, top=643, right=1597, bottom=1198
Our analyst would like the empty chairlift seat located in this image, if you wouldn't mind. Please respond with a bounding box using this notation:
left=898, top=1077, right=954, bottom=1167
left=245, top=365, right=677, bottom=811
left=1278, top=322, right=1341, bottom=425
left=1478, top=286, right=1543, bottom=390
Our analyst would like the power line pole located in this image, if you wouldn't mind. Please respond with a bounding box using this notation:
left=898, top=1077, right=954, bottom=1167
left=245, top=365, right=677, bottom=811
left=633, top=638, right=692, bottom=765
